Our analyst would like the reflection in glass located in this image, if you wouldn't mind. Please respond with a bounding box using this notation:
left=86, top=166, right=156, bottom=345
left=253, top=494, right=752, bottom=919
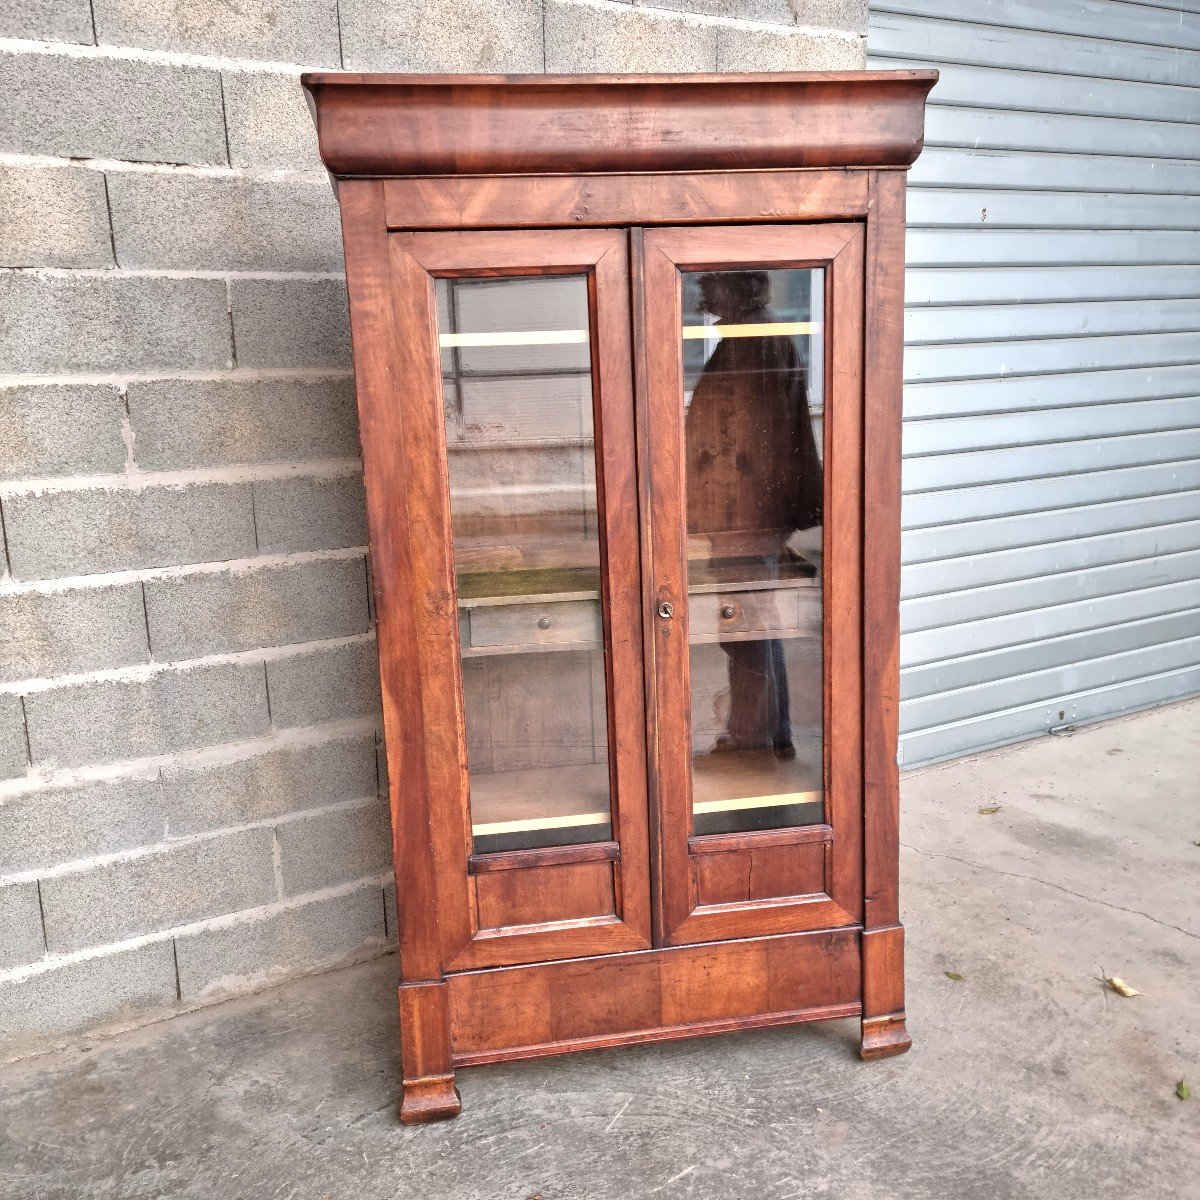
left=438, top=276, right=612, bottom=855
left=683, top=268, right=825, bottom=835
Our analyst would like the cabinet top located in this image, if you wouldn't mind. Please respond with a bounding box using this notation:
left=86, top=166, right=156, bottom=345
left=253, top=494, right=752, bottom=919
left=302, top=71, right=937, bottom=178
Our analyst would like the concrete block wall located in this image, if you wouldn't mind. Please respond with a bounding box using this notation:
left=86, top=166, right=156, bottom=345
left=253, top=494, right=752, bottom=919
left=0, top=0, right=866, bottom=1061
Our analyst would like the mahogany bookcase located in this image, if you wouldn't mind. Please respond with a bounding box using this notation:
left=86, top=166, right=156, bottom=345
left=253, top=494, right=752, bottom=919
left=304, top=71, right=936, bottom=1123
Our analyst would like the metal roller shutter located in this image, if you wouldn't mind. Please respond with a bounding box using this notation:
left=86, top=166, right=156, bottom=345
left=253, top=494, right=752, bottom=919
left=868, top=0, right=1200, bottom=765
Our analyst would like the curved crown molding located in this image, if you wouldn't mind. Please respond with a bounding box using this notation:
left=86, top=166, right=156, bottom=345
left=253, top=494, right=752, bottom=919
left=301, top=72, right=939, bottom=178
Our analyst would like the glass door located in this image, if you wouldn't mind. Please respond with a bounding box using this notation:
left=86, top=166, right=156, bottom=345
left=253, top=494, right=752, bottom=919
left=390, top=229, right=651, bottom=970
left=440, top=270, right=613, bottom=857
left=640, top=225, right=866, bottom=946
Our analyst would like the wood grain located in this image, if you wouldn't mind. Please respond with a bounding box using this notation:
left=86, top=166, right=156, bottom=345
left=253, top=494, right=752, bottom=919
left=383, top=170, right=870, bottom=230
left=692, top=839, right=825, bottom=905
left=862, top=172, right=907, bottom=933
left=340, top=183, right=442, bottom=980
left=397, top=982, right=460, bottom=1123
left=475, top=858, right=616, bottom=929
left=448, top=927, right=861, bottom=1064
left=689, top=822, right=832, bottom=855
left=860, top=925, right=911, bottom=1059
left=303, top=73, right=937, bottom=176
left=468, top=840, right=619, bottom=875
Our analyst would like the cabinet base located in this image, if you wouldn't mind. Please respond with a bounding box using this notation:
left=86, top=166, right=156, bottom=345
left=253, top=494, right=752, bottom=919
left=457, top=999, right=863, bottom=1068
left=447, top=927, right=863, bottom=1066
left=399, top=1073, right=462, bottom=1124
left=859, top=1013, right=912, bottom=1060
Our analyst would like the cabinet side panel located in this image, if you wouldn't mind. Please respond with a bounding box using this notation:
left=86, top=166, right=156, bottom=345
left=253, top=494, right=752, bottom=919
left=338, top=181, right=446, bottom=984
left=387, top=232, right=477, bottom=961
left=862, top=172, right=907, bottom=932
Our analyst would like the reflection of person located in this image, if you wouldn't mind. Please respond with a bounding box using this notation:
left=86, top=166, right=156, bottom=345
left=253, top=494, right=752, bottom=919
left=685, top=271, right=823, bottom=759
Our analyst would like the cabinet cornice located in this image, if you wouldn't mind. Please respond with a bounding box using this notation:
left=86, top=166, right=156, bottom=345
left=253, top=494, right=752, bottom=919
left=302, top=71, right=938, bottom=178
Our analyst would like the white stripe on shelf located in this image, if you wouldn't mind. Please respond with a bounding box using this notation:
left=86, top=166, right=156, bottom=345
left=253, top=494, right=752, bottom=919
left=439, top=322, right=820, bottom=349
left=470, top=790, right=821, bottom=836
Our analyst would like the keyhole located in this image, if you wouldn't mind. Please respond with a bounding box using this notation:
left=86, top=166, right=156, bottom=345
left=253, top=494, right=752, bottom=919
left=658, top=601, right=674, bottom=620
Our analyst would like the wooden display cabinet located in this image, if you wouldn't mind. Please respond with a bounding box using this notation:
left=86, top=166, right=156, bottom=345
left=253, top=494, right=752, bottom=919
left=304, top=70, right=935, bottom=1123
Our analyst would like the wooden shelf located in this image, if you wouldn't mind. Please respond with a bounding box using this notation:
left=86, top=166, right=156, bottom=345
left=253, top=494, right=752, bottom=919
left=456, top=565, right=600, bottom=603
left=692, top=747, right=820, bottom=812
left=438, top=322, right=821, bottom=349
left=469, top=749, right=823, bottom=853
left=453, top=527, right=818, bottom=604
left=691, top=748, right=823, bottom=835
left=470, top=763, right=610, bottom=838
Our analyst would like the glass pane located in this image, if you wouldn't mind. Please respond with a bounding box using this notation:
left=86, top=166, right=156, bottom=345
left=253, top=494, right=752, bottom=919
left=438, top=275, right=612, bottom=855
left=682, top=268, right=825, bottom=835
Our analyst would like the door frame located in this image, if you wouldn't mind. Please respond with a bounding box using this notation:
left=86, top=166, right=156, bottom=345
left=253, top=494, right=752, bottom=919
left=385, top=227, right=653, bottom=971
left=637, top=222, right=867, bottom=946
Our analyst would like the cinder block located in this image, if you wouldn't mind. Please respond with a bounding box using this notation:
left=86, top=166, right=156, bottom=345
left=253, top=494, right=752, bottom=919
left=231, top=279, right=351, bottom=370
left=0, top=165, right=112, bottom=269
left=254, top=474, right=367, bottom=554
left=23, top=661, right=270, bottom=769
left=144, top=557, right=369, bottom=660
left=4, top=0, right=94, bottom=42
left=2, top=481, right=256, bottom=581
left=0, top=882, right=44, bottom=970
left=787, top=0, right=868, bottom=33
left=40, top=828, right=277, bottom=952
left=340, top=0, right=544, bottom=72
left=161, top=733, right=378, bottom=837
left=223, top=70, right=321, bottom=171
left=0, top=385, right=126, bottom=482
left=266, top=639, right=382, bottom=729
left=636, top=0, right=789, bottom=20
left=0, top=771, right=164, bottom=876
left=0, top=583, right=149, bottom=684
left=127, top=377, right=359, bottom=471
left=544, top=1, right=718, bottom=72
left=716, top=24, right=864, bottom=71
left=108, top=173, right=342, bottom=274
left=275, top=800, right=391, bottom=895
left=0, top=694, right=27, bottom=782
left=0, top=274, right=229, bottom=375
left=0, top=941, right=178, bottom=1062
left=0, top=51, right=225, bottom=166
left=627, top=0, right=867, bottom=32
left=93, top=0, right=340, bottom=67
left=174, top=883, right=388, bottom=1001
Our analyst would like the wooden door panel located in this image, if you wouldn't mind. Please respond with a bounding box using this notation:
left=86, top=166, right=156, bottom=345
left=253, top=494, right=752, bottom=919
left=474, top=859, right=616, bottom=929
left=387, top=227, right=652, bottom=970
left=639, top=223, right=866, bottom=946
left=692, top=837, right=826, bottom=906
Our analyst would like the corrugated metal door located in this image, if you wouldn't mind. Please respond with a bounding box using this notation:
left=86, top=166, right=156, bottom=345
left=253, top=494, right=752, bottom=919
left=868, top=0, right=1200, bottom=765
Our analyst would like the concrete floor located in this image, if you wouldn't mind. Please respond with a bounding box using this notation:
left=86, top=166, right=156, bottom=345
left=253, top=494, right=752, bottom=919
left=1, top=700, right=1197, bottom=1199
